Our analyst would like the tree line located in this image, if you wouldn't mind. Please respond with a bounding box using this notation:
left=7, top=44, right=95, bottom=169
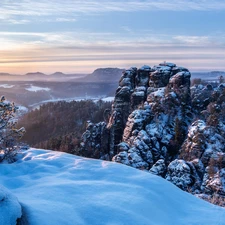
left=17, top=100, right=112, bottom=153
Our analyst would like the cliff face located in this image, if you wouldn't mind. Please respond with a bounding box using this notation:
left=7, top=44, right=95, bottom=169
left=80, top=62, right=225, bottom=206
left=104, top=63, right=192, bottom=166
left=113, top=65, right=192, bottom=169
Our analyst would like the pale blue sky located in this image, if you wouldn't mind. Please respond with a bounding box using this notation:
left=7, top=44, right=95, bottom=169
left=0, top=0, right=225, bottom=73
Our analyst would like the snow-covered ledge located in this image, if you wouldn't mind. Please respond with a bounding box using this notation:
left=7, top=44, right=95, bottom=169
left=0, top=185, right=22, bottom=225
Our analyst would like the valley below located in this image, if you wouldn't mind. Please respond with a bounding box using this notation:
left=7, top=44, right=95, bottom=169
left=0, top=80, right=117, bottom=110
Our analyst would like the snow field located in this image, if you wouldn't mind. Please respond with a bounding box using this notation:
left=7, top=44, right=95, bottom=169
left=0, top=149, right=225, bottom=225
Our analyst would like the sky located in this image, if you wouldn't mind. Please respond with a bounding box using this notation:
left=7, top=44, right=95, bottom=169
left=0, top=0, right=225, bottom=74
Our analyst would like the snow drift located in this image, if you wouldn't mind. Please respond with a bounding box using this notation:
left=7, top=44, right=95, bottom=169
left=0, top=148, right=225, bottom=225
left=0, top=185, right=21, bottom=225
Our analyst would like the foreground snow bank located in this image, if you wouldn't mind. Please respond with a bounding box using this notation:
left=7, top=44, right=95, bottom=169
left=0, top=185, right=21, bottom=225
left=1, top=149, right=225, bottom=225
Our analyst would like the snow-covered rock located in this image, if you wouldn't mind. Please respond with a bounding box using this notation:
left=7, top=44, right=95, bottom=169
left=166, top=159, right=193, bottom=190
left=0, top=185, right=21, bottom=225
left=179, top=117, right=225, bottom=202
left=149, top=159, right=166, bottom=176
left=80, top=62, right=225, bottom=205
left=80, top=121, right=109, bottom=159
left=202, top=168, right=225, bottom=195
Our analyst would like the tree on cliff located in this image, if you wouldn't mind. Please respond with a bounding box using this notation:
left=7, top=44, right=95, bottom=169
left=219, top=75, right=224, bottom=84
left=0, top=96, right=25, bottom=163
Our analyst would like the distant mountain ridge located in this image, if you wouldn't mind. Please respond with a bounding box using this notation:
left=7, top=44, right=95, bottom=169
left=192, top=71, right=225, bottom=80
left=0, top=73, right=12, bottom=76
left=25, top=72, right=46, bottom=77
left=50, top=72, right=66, bottom=77
left=0, top=68, right=124, bottom=82
left=78, top=68, right=125, bottom=83
left=0, top=71, right=87, bottom=81
left=0, top=69, right=224, bottom=82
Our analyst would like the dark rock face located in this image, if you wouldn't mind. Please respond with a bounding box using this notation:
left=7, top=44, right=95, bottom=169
left=191, top=85, right=214, bottom=113
left=80, top=121, right=109, bottom=159
left=177, top=84, right=225, bottom=204
left=178, top=119, right=225, bottom=199
left=80, top=62, right=225, bottom=206
left=107, top=68, right=136, bottom=157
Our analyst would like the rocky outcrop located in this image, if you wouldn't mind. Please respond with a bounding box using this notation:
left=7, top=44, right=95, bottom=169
left=149, top=159, right=166, bottom=176
left=113, top=64, right=192, bottom=170
left=177, top=119, right=225, bottom=203
left=80, top=62, right=225, bottom=206
left=81, top=62, right=192, bottom=162
left=191, top=84, right=214, bottom=113
left=166, top=159, right=193, bottom=190
left=107, top=68, right=136, bottom=157
left=175, top=82, right=225, bottom=204
left=80, top=121, right=109, bottom=159
left=81, top=62, right=192, bottom=164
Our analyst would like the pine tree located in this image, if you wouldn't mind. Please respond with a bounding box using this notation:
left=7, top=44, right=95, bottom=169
left=219, top=75, right=224, bottom=84
left=0, top=96, right=25, bottom=163
left=169, top=117, right=186, bottom=157
left=174, top=117, right=185, bottom=146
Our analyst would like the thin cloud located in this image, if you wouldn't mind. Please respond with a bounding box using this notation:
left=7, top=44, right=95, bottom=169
left=1, top=0, right=225, bottom=25
left=1, top=32, right=225, bottom=73
left=1, top=0, right=225, bottom=20
left=120, top=26, right=134, bottom=34
left=0, top=29, right=224, bottom=73
left=7, top=19, right=30, bottom=24
left=0, top=31, right=223, bottom=48
left=173, top=35, right=211, bottom=45
left=1, top=53, right=225, bottom=64
left=56, top=18, right=77, bottom=22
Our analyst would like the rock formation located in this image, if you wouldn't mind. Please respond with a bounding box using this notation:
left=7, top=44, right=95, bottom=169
left=112, top=63, right=192, bottom=170
left=80, top=62, right=225, bottom=206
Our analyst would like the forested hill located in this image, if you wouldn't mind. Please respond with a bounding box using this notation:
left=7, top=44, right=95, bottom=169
left=17, top=100, right=111, bottom=153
